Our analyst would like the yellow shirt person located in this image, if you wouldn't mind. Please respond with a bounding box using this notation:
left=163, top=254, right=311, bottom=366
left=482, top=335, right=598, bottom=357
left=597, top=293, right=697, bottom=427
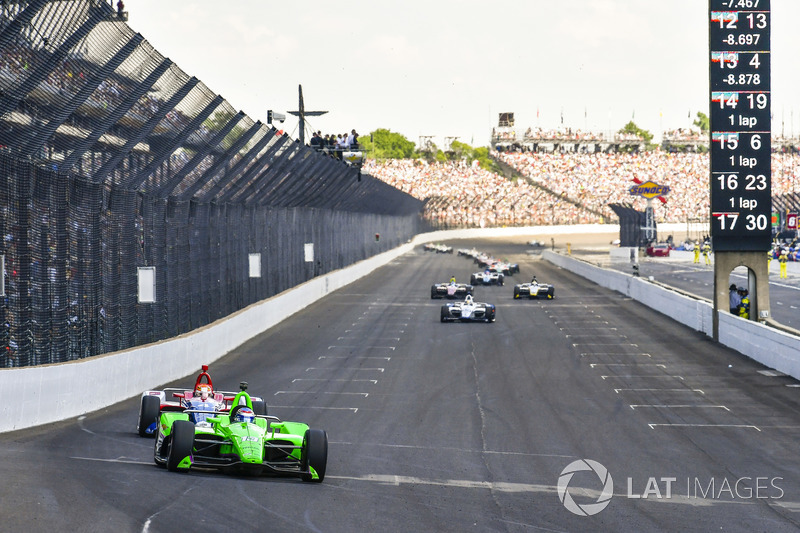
left=779, top=250, right=788, bottom=279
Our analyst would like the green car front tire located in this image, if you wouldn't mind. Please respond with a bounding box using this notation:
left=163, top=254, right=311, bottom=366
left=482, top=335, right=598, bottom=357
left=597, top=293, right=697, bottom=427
left=167, top=420, right=195, bottom=472
left=301, top=428, right=328, bottom=482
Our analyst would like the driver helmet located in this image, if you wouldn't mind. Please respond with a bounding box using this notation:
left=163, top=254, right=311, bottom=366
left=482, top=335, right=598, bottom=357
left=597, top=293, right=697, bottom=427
left=195, top=383, right=212, bottom=401
left=233, top=407, right=255, bottom=424
left=464, top=294, right=474, bottom=304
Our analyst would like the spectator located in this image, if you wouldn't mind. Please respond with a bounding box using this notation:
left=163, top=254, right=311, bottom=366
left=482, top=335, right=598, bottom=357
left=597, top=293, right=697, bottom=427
left=348, top=129, right=359, bottom=150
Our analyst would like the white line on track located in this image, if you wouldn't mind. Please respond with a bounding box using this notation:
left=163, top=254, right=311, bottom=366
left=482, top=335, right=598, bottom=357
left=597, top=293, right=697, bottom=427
left=345, top=329, right=405, bottom=334
left=292, top=378, right=378, bottom=383
left=615, top=388, right=704, bottom=394
left=601, top=375, right=684, bottom=380
left=326, top=474, right=556, bottom=493
left=306, top=367, right=384, bottom=372
left=581, top=353, right=651, bottom=357
left=566, top=334, right=627, bottom=338
left=757, top=370, right=786, bottom=377
left=573, top=343, right=639, bottom=347
left=631, top=405, right=730, bottom=410
left=648, top=423, right=760, bottom=431
left=318, top=356, right=391, bottom=361
left=274, top=391, right=368, bottom=397
left=590, top=363, right=665, bottom=367
left=269, top=405, right=358, bottom=413
left=71, top=456, right=151, bottom=465
left=337, top=337, right=400, bottom=341
left=329, top=441, right=574, bottom=458
left=558, top=326, right=617, bottom=331
left=329, top=345, right=396, bottom=350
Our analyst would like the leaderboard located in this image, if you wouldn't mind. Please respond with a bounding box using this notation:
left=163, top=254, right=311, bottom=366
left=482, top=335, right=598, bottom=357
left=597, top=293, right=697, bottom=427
left=709, top=0, right=771, bottom=251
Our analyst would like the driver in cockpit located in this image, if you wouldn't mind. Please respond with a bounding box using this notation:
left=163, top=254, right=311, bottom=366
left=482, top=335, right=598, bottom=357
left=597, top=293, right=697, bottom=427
left=447, top=279, right=458, bottom=297
left=186, top=383, right=217, bottom=425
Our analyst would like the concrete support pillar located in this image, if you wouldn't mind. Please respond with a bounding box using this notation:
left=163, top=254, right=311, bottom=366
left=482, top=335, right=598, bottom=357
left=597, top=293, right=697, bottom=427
left=713, top=251, right=770, bottom=341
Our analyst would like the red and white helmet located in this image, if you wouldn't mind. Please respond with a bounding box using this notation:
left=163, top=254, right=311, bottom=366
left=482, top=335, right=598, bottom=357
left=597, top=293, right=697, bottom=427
left=195, top=383, right=212, bottom=400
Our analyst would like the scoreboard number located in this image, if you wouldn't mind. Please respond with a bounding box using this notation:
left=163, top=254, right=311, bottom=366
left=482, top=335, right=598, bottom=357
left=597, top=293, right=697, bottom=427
left=709, top=0, right=771, bottom=252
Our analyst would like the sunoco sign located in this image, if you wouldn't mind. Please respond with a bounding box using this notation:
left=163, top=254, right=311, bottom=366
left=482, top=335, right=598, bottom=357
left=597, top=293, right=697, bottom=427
left=629, top=181, right=670, bottom=200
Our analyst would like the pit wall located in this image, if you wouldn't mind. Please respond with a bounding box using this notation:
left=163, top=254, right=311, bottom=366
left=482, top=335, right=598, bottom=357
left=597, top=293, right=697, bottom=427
left=2, top=223, right=794, bottom=433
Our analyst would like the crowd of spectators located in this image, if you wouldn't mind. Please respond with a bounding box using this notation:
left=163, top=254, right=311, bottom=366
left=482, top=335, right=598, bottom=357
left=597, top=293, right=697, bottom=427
left=309, top=129, right=358, bottom=159
left=363, top=158, right=602, bottom=228
left=523, top=127, right=605, bottom=142
left=492, top=126, right=646, bottom=145
left=366, top=150, right=800, bottom=229
left=663, top=128, right=704, bottom=142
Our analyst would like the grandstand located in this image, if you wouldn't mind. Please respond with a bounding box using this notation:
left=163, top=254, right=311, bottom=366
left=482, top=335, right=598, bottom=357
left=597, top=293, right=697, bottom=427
left=367, top=144, right=800, bottom=238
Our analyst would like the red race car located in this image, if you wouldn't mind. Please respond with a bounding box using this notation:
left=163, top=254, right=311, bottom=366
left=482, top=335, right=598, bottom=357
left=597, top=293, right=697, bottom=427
left=136, top=364, right=266, bottom=437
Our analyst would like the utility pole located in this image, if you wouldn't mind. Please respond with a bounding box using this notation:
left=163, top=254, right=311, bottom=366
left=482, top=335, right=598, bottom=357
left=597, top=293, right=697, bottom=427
left=287, top=84, right=327, bottom=145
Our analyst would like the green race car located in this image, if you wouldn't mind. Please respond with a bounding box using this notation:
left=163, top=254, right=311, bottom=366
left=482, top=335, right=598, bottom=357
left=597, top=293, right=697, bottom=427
left=153, top=384, right=327, bottom=482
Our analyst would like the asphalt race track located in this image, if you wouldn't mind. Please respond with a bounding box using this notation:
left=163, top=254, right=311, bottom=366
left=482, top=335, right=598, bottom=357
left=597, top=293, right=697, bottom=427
left=2, top=237, right=800, bottom=532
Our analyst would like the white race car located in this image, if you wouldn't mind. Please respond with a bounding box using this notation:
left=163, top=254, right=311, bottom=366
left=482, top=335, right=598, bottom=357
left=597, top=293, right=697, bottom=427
left=440, top=295, right=496, bottom=323
left=471, top=270, right=505, bottom=286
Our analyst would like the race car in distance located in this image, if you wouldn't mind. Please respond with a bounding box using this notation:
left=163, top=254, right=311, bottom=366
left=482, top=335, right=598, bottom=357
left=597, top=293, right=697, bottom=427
left=136, top=364, right=266, bottom=437
left=423, top=242, right=453, bottom=253
left=474, top=254, right=519, bottom=275
left=645, top=243, right=671, bottom=257
left=471, top=270, right=505, bottom=286
left=441, top=294, right=496, bottom=323
left=154, top=384, right=327, bottom=482
left=431, top=282, right=474, bottom=299
left=513, top=278, right=555, bottom=299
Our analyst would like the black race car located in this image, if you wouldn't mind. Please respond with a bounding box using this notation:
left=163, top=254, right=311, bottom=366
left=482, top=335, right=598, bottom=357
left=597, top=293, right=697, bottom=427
left=431, top=282, right=474, bottom=299
left=513, top=279, right=555, bottom=299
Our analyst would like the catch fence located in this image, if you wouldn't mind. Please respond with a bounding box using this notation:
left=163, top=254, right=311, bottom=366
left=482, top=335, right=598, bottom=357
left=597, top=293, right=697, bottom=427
left=0, top=1, right=423, bottom=366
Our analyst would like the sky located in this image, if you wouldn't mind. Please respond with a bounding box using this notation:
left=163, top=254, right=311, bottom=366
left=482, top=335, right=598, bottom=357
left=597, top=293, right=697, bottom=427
left=125, top=0, right=800, bottom=149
